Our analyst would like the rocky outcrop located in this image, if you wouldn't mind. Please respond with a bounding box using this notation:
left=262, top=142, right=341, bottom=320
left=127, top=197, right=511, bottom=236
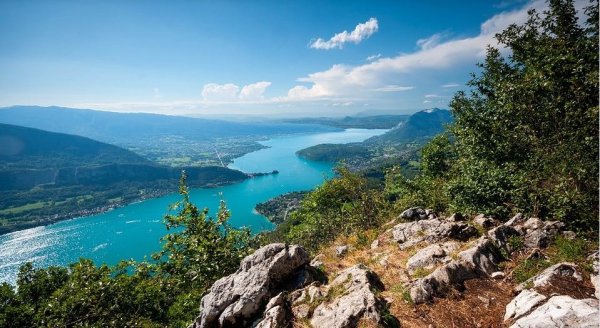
left=406, top=242, right=459, bottom=274
left=473, top=214, right=497, bottom=229
left=505, top=261, right=598, bottom=327
left=395, top=211, right=570, bottom=305
left=487, top=225, right=521, bottom=255
left=589, top=251, right=599, bottom=299
left=190, top=244, right=312, bottom=328
left=335, top=245, right=349, bottom=257
left=309, top=265, right=389, bottom=328
left=399, top=207, right=430, bottom=220
left=391, top=217, right=478, bottom=250
left=504, top=289, right=547, bottom=321
left=509, top=296, right=598, bottom=328
left=409, top=237, right=504, bottom=303
left=516, top=217, right=565, bottom=248
left=516, top=262, right=582, bottom=292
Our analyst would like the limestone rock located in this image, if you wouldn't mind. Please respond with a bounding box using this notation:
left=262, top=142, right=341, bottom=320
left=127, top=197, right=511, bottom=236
left=191, top=243, right=310, bottom=328
left=504, top=213, right=525, bottom=227
left=491, top=271, right=505, bottom=279
left=446, top=213, right=465, bottom=222
left=370, top=239, right=380, bottom=250
left=487, top=225, right=521, bottom=255
left=255, top=305, right=288, bottom=328
left=589, top=251, right=599, bottom=299
left=406, top=242, right=459, bottom=274
left=335, top=245, right=349, bottom=257
left=517, top=262, right=582, bottom=291
left=310, top=264, right=389, bottom=328
left=473, top=214, right=496, bottom=229
left=409, top=237, right=503, bottom=303
left=561, top=230, right=577, bottom=240
left=399, top=207, right=428, bottom=221
left=520, top=217, right=564, bottom=248
left=504, top=289, right=547, bottom=322
left=510, top=296, right=599, bottom=328
left=311, top=254, right=325, bottom=268
left=457, top=238, right=503, bottom=275
left=391, top=217, right=478, bottom=250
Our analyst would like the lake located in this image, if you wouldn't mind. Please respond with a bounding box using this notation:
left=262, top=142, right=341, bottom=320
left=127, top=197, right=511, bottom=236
left=0, top=128, right=386, bottom=285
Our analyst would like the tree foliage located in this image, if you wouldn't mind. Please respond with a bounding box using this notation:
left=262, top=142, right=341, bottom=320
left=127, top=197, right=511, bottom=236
left=0, top=172, right=250, bottom=327
left=260, top=167, right=385, bottom=253
left=387, top=0, right=598, bottom=229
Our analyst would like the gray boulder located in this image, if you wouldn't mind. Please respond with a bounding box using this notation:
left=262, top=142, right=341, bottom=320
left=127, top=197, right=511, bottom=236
left=487, top=225, right=521, bottom=255
left=473, top=214, right=497, bottom=229
left=504, top=289, right=547, bottom=322
left=335, top=245, right=349, bottom=257
left=517, top=262, right=582, bottom=291
left=310, top=254, right=325, bottom=268
left=510, top=296, right=599, bottom=328
left=504, top=213, right=525, bottom=227
left=446, top=213, right=465, bottom=222
left=406, top=242, right=459, bottom=274
left=409, top=237, right=503, bottom=303
left=589, top=251, right=599, bottom=299
left=310, top=264, right=390, bottom=328
left=254, top=293, right=288, bottom=328
left=399, top=207, right=428, bottom=220
left=520, top=217, right=565, bottom=248
left=191, top=244, right=310, bottom=328
left=392, top=218, right=478, bottom=250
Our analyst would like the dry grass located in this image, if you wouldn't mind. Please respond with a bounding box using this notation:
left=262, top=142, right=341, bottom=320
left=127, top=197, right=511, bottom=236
left=313, top=225, right=522, bottom=328
left=306, top=221, right=597, bottom=328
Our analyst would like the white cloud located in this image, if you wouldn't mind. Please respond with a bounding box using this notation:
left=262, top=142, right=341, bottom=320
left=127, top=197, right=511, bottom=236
left=239, top=81, right=271, bottom=100
left=416, top=33, right=445, bottom=50
left=310, top=18, right=379, bottom=50
left=202, top=83, right=240, bottom=101
left=442, top=83, right=460, bottom=88
left=423, top=100, right=432, bottom=104
left=424, top=94, right=444, bottom=98
left=201, top=81, right=272, bottom=102
left=366, top=53, right=382, bottom=61
left=289, top=0, right=547, bottom=101
left=373, top=85, right=414, bottom=92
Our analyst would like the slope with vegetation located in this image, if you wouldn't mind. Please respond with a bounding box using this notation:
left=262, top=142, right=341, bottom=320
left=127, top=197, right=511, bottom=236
left=0, top=106, right=336, bottom=167
left=296, top=108, right=452, bottom=179
left=0, top=0, right=597, bottom=327
left=0, top=124, right=249, bottom=234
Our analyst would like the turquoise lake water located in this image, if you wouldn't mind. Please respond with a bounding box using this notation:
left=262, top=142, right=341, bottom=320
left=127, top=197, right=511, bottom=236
left=0, top=128, right=386, bottom=285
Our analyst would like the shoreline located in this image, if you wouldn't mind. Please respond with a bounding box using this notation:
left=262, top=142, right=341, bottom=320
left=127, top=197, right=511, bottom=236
left=0, top=172, right=281, bottom=236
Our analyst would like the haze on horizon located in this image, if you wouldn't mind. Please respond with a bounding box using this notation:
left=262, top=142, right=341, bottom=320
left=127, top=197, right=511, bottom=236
left=0, top=0, right=579, bottom=117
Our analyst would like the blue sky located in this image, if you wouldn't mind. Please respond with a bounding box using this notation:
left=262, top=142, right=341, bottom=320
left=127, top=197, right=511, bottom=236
left=0, top=0, right=562, bottom=117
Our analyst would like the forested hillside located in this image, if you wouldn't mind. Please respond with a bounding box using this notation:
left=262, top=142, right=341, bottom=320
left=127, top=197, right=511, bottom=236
left=0, top=124, right=249, bottom=234
left=296, top=108, right=452, bottom=174
left=0, top=106, right=337, bottom=167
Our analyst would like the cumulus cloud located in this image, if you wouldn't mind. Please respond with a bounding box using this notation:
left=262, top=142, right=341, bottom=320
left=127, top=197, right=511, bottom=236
left=290, top=0, right=548, bottom=100
left=202, top=83, right=240, bottom=101
left=239, top=81, right=271, bottom=100
left=310, top=18, right=379, bottom=50
left=202, top=81, right=272, bottom=102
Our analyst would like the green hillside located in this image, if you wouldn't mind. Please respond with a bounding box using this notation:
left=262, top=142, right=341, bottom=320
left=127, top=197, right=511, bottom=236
left=296, top=108, right=453, bottom=174
left=0, top=124, right=249, bottom=234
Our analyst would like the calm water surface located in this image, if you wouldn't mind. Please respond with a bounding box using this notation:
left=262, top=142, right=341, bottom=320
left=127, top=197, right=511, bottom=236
left=0, top=129, right=386, bottom=285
